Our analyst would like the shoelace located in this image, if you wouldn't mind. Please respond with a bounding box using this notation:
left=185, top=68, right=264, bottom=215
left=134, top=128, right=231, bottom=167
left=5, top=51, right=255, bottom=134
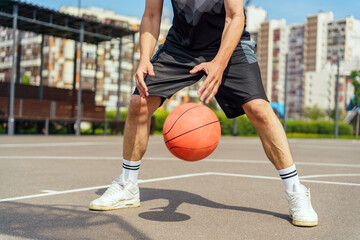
left=102, top=181, right=123, bottom=198
left=289, top=190, right=311, bottom=212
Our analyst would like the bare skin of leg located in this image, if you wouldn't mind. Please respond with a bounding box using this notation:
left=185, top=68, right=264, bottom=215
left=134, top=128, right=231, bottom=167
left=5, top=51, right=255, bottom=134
left=242, top=99, right=294, bottom=170
left=123, top=95, right=162, bottom=161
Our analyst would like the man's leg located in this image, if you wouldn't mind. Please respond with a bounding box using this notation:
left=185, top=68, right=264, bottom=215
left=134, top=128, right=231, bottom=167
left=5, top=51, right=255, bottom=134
left=242, top=99, right=293, bottom=170
left=123, top=95, right=162, bottom=161
left=89, top=95, right=161, bottom=211
left=242, top=99, right=318, bottom=227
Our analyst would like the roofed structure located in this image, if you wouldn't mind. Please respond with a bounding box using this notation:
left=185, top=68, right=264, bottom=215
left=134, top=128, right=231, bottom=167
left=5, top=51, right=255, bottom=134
left=0, top=0, right=136, bottom=44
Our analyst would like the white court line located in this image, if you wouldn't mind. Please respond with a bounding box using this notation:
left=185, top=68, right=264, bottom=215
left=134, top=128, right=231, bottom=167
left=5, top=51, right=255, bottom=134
left=300, top=173, right=360, bottom=179
left=300, top=179, right=360, bottom=186
left=294, top=144, right=360, bottom=151
left=217, top=141, right=360, bottom=151
left=1, top=155, right=360, bottom=169
left=41, top=190, right=60, bottom=193
left=0, top=156, right=121, bottom=160
left=210, top=172, right=279, bottom=180
left=0, top=142, right=119, bottom=148
left=1, top=140, right=359, bottom=151
left=0, top=172, right=212, bottom=203
left=0, top=172, right=359, bottom=203
left=0, top=184, right=110, bottom=203
left=209, top=172, right=360, bottom=187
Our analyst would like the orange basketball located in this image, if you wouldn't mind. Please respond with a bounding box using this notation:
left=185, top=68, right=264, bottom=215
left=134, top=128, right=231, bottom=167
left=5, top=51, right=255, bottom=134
left=163, top=103, right=221, bottom=161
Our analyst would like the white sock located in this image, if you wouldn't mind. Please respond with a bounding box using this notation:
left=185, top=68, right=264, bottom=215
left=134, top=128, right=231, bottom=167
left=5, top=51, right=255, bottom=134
left=278, top=164, right=300, bottom=192
left=121, top=159, right=141, bottom=184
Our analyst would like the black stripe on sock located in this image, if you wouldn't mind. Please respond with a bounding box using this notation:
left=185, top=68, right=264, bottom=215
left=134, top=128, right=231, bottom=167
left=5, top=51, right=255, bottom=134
left=123, top=163, right=140, bottom=168
left=279, top=169, right=297, bottom=177
left=123, top=165, right=140, bottom=171
left=281, top=172, right=298, bottom=180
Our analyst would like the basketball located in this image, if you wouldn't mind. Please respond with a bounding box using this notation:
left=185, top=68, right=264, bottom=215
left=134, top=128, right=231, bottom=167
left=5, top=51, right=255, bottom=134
left=163, top=103, right=221, bottom=161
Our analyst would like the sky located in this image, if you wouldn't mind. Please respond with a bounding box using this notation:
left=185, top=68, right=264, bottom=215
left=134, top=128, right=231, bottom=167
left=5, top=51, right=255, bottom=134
left=25, top=0, right=360, bottom=25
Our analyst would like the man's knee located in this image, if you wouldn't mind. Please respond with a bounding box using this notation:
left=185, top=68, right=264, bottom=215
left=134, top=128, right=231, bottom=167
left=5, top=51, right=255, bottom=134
left=128, top=95, right=161, bottom=120
left=243, top=99, right=272, bottom=122
left=129, top=94, right=141, bottom=109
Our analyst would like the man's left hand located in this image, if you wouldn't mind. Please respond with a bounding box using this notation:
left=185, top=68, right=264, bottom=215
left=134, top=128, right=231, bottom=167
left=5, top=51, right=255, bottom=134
left=189, top=61, right=226, bottom=104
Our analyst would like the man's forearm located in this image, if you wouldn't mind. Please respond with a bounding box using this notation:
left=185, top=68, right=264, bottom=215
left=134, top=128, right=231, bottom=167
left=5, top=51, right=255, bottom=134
left=139, top=15, right=161, bottom=62
left=213, top=14, right=244, bottom=68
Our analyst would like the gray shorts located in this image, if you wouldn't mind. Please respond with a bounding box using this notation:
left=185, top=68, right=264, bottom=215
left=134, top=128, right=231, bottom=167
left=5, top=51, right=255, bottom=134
left=134, top=40, right=269, bottom=118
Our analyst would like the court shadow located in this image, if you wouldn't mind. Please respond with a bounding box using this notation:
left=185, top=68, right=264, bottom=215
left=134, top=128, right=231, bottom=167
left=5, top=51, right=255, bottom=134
left=96, top=187, right=289, bottom=223
left=0, top=202, right=152, bottom=240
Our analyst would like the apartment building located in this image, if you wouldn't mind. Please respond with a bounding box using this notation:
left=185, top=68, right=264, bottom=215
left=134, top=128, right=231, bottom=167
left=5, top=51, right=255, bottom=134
left=303, top=13, right=360, bottom=112
left=302, top=12, right=335, bottom=112
left=327, top=16, right=360, bottom=67
left=257, top=19, right=288, bottom=103
left=0, top=29, right=78, bottom=89
left=287, top=24, right=305, bottom=119
left=304, top=12, right=334, bottom=72
left=59, top=6, right=140, bottom=109
left=256, top=11, right=360, bottom=119
left=0, top=6, right=171, bottom=111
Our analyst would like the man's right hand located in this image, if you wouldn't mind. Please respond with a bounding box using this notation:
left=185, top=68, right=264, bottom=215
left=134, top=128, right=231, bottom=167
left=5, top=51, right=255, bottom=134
left=134, top=59, right=155, bottom=98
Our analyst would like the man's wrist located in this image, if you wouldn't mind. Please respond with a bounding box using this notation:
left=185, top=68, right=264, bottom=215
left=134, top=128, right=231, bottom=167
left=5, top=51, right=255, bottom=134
left=140, top=56, right=151, bottom=62
left=212, top=57, right=228, bottom=70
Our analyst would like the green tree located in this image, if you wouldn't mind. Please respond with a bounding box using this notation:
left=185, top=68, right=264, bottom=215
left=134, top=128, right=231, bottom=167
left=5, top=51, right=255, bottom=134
left=329, top=108, right=346, bottom=121
left=303, top=105, right=326, bottom=121
left=350, top=70, right=360, bottom=107
left=21, top=75, right=30, bottom=85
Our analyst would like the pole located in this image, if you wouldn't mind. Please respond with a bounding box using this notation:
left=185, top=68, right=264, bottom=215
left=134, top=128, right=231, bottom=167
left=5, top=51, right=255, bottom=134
left=15, top=30, right=21, bottom=83
left=283, top=53, right=289, bottom=132
left=356, top=109, right=359, bottom=138
left=232, top=118, right=238, bottom=136
left=39, top=34, right=44, bottom=100
left=116, top=37, right=123, bottom=121
left=76, top=22, right=84, bottom=136
left=72, top=41, right=78, bottom=90
left=93, top=44, right=98, bottom=103
left=334, top=55, right=340, bottom=139
left=8, top=4, right=18, bottom=136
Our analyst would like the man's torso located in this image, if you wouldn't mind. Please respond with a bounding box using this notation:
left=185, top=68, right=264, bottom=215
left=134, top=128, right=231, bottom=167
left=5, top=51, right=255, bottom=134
left=165, top=0, right=250, bottom=50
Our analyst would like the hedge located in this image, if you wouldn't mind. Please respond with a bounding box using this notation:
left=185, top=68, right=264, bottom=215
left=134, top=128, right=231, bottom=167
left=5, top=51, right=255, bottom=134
left=2, top=108, right=352, bottom=136
left=151, top=109, right=353, bottom=136
left=106, top=109, right=128, bottom=121
left=215, top=112, right=257, bottom=136
left=153, top=109, right=170, bottom=134
left=286, top=120, right=353, bottom=135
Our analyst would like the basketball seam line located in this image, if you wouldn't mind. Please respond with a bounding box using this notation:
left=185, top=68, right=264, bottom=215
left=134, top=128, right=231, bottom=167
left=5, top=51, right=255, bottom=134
left=163, top=105, right=202, bottom=136
left=169, top=141, right=219, bottom=150
left=170, top=148, right=186, bottom=160
left=164, top=120, right=220, bottom=144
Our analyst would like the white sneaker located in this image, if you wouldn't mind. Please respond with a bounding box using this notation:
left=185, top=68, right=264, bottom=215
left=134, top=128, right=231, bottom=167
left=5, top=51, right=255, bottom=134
left=89, top=175, right=140, bottom=211
left=285, top=183, right=318, bottom=227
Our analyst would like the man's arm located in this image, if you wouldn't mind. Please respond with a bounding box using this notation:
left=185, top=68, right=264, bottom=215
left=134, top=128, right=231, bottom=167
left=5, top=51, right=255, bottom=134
left=135, top=0, right=163, bottom=98
left=190, top=0, right=245, bottom=104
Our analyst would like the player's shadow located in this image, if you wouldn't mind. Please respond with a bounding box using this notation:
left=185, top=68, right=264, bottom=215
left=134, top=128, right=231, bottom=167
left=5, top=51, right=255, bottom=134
left=96, top=187, right=289, bottom=223
left=0, top=202, right=152, bottom=240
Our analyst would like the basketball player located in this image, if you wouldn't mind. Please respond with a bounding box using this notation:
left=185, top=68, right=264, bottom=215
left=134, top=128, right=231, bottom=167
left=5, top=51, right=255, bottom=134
left=89, top=0, right=318, bottom=227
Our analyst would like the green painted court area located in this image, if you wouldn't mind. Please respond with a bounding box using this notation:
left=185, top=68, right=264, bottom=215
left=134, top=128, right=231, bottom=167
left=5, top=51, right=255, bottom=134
left=0, top=136, right=359, bottom=239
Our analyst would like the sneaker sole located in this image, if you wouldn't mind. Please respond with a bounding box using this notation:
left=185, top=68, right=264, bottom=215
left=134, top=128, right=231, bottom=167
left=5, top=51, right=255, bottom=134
left=290, top=216, right=318, bottom=227
left=89, top=201, right=140, bottom=211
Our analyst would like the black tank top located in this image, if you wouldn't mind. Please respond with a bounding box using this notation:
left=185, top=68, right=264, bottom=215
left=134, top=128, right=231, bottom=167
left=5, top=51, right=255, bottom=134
left=165, top=0, right=250, bottom=50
